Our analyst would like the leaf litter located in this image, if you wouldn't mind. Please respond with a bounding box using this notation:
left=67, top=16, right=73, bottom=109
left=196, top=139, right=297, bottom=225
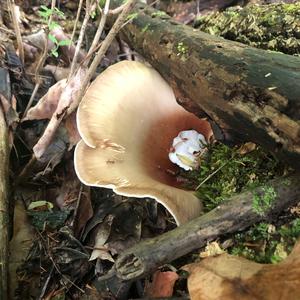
left=1, top=0, right=299, bottom=299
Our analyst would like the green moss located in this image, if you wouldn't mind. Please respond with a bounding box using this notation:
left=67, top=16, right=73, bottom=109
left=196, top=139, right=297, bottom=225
left=252, top=186, right=277, bottom=216
left=142, top=24, right=150, bottom=33
left=230, top=218, right=300, bottom=263
left=182, top=143, right=283, bottom=212
left=194, top=3, right=300, bottom=55
left=151, top=11, right=167, bottom=18
left=176, top=42, right=189, bottom=57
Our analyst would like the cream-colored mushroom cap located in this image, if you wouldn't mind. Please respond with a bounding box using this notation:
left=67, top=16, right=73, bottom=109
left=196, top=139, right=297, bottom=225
left=75, top=61, right=212, bottom=225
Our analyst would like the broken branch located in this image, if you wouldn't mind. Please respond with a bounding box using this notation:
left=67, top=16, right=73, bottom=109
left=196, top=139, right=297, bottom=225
left=113, top=175, right=300, bottom=281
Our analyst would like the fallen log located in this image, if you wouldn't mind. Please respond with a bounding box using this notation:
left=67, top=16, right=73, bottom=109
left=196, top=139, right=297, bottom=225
left=113, top=174, right=300, bottom=281
left=111, top=2, right=300, bottom=168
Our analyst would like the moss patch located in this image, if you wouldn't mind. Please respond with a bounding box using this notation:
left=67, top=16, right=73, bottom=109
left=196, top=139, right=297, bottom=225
left=194, top=3, right=300, bottom=56
left=180, top=142, right=284, bottom=212
left=230, top=218, right=300, bottom=263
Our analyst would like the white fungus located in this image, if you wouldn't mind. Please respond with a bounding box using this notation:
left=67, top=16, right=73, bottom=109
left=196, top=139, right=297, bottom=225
left=169, top=130, right=207, bottom=171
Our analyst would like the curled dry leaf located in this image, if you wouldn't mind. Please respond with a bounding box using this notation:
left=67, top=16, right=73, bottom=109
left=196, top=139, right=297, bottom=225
left=33, top=67, right=86, bottom=159
left=24, top=79, right=67, bottom=121
left=238, top=142, right=257, bottom=155
left=90, top=215, right=114, bottom=262
left=183, top=240, right=300, bottom=300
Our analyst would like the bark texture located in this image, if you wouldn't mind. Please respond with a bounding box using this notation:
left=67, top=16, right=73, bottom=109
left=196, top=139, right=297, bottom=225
left=112, top=2, right=300, bottom=168
left=0, top=106, right=9, bottom=300
left=114, top=175, right=300, bottom=281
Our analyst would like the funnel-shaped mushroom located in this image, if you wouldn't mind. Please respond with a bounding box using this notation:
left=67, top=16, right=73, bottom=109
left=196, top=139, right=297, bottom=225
left=74, top=61, right=212, bottom=225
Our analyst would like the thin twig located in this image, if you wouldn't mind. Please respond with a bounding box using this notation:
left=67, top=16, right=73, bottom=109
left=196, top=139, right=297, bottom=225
left=38, top=265, right=54, bottom=300
left=85, top=0, right=111, bottom=66
left=31, top=0, right=137, bottom=162
left=22, top=0, right=56, bottom=119
left=23, top=82, right=40, bottom=118
left=68, top=0, right=92, bottom=79
left=7, top=0, right=24, bottom=64
left=15, top=155, right=37, bottom=185
left=196, top=162, right=227, bottom=190
left=69, top=0, right=84, bottom=46
left=79, top=0, right=138, bottom=99
left=109, top=2, right=127, bottom=15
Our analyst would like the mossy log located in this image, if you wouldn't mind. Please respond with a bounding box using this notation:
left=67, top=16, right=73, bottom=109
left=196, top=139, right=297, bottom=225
left=111, top=2, right=300, bottom=168
left=113, top=175, right=300, bottom=281
left=195, top=2, right=300, bottom=55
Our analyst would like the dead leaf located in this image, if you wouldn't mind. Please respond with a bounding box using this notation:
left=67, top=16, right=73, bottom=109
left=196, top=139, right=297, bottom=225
left=64, top=111, right=81, bottom=149
left=184, top=240, right=300, bottom=300
left=199, top=241, right=224, bottom=258
left=145, top=271, right=179, bottom=298
left=23, top=79, right=67, bottom=121
left=238, top=142, right=257, bottom=155
left=33, top=67, right=86, bottom=160
left=90, top=215, right=114, bottom=261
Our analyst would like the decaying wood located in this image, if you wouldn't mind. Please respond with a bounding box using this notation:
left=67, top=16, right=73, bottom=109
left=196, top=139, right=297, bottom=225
left=112, top=2, right=300, bottom=168
left=112, top=175, right=300, bottom=281
left=0, top=100, right=9, bottom=300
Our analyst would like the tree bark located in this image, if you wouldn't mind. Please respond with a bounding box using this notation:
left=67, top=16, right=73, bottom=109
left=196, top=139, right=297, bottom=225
left=114, top=174, right=300, bottom=281
left=0, top=103, right=9, bottom=300
left=111, top=2, right=300, bottom=168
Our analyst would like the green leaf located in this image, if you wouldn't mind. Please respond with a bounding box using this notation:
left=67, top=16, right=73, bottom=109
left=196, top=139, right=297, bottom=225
left=57, top=39, right=71, bottom=46
left=48, top=33, right=58, bottom=44
left=49, top=21, right=60, bottom=31
left=51, top=49, right=59, bottom=57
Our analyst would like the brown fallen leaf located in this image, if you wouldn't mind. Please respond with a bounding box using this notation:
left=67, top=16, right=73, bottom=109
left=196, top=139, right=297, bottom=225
left=145, top=270, right=179, bottom=298
left=23, top=79, right=67, bottom=121
left=183, top=240, right=300, bottom=300
left=238, top=142, right=257, bottom=155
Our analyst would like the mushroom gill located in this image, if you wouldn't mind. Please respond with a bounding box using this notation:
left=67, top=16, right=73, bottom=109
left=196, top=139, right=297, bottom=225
left=74, top=61, right=213, bottom=225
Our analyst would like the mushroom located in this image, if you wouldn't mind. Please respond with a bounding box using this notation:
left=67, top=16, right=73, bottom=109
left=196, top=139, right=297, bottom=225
left=74, top=61, right=213, bottom=225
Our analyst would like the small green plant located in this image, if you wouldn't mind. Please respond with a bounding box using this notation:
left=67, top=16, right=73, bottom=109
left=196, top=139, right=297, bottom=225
left=229, top=218, right=300, bottom=263
left=252, top=186, right=277, bottom=216
left=176, top=42, right=189, bottom=56
left=151, top=11, right=167, bottom=18
left=142, top=24, right=150, bottom=33
left=180, top=142, right=283, bottom=212
left=126, top=12, right=138, bottom=22
left=39, top=5, right=71, bottom=57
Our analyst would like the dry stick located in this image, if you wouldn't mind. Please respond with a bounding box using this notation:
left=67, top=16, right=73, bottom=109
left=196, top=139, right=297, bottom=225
left=68, top=0, right=92, bottom=79
left=32, top=0, right=137, bottom=161
left=23, top=0, right=56, bottom=118
left=0, top=107, right=9, bottom=300
left=112, top=175, right=300, bottom=281
left=69, top=0, right=84, bottom=46
left=85, top=0, right=111, bottom=65
left=79, top=0, right=137, bottom=95
left=7, top=0, right=24, bottom=64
